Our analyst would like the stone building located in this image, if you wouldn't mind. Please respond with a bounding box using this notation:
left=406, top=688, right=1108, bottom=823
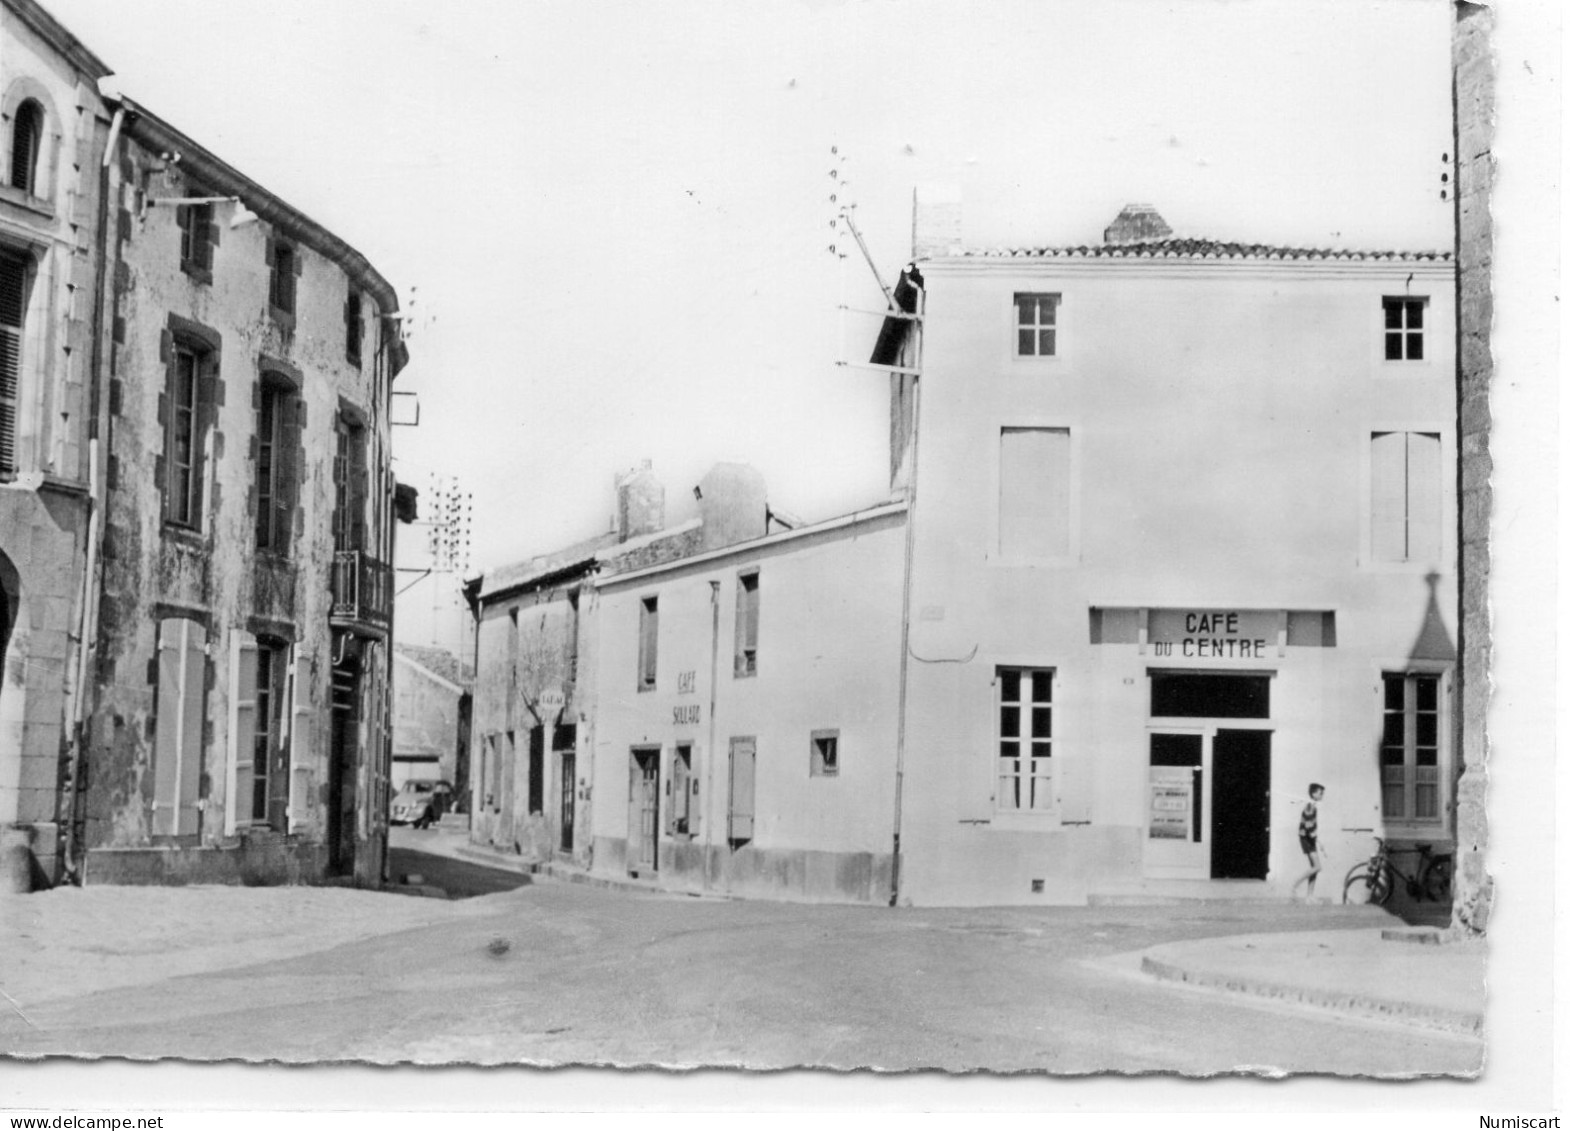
left=0, top=0, right=412, bottom=890
left=0, top=0, right=112, bottom=885
left=74, top=95, right=411, bottom=887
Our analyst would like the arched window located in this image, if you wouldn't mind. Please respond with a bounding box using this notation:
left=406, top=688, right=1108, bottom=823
left=9, top=100, right=43, bottom=195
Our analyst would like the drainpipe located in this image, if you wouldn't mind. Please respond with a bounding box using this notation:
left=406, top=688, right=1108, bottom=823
left=703, top=578, right=721, bottom=892
left=62, top=105, right=124, bottom=884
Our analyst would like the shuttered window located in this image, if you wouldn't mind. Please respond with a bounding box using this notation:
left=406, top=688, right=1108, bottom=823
left=269, top=241, right=298, bottom=315
left=999, top=427, right=1071, bottom=559
left=152, top=618, right=208, bottom=837
left=345, top=292, right=363, bottom=365
left=638, top=596, right=658, bottom=691
left=734, top=571, right=759, bottom=677
left=0, top=250, right=25, bottom=478
left=9, top=100, right=42, bottom=195
left=255, top=378, right=301, bottom=555
left=333, top=416, right=368, bottom=553
left=177, top=199, right=218, bottom=279
left=728, top=737, right=755, bottom=843
left=666, top=744, right=698, bottom=837
left=1370, top=431, right=1442, bottom=563
left=232, top=631, right=290, bottom=832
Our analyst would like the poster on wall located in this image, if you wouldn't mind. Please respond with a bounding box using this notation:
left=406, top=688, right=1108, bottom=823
left=1149, top=767, right=1193, bottom=840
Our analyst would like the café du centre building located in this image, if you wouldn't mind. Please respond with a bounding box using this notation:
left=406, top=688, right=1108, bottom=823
left=885, top=200, right=1458, bottom=906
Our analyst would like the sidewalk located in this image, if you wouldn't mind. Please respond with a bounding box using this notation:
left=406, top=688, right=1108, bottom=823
left=1131, top=925, right=1486, bottom=1036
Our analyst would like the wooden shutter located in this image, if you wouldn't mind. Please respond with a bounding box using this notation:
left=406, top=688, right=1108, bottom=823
left=728, top=738, right=755, bottom=841
left=686, top=754, right=700, bottom=838
left=266, top=644, right=292, bottom=832
left=666, top=749, right=688, bottom=835
left=349, top=425, right=368, bottom=552
left=999, top=427, right=1070, bottom=558
left=639, top=598, right=658, bottom=688
left=152, top=620, right=185, bottom=836
left=230, top=631, right=259, bottom=834
left=152, top=618, right=208, bottom=836
left=1369, top=431, right=1407, bottom=561
left=0, top=252, right=24, bottom=476
left=734, top=574, right=759, bottom=675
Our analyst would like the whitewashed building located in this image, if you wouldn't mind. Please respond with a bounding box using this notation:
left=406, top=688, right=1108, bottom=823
left=887, top=199, right=1457, bottom=904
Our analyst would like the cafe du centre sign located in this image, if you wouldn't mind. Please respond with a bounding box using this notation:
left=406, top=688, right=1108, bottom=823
left=1146, top=609, right=1280, bottom=660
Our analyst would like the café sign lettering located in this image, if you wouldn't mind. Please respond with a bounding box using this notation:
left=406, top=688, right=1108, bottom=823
left=1148, top=609, right=1276, bottom=660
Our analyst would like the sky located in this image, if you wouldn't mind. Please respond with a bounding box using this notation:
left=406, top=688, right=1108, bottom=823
left=45, top=0, right=1457, bottom=647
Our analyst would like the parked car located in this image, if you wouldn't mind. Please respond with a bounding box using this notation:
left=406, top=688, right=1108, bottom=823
left=390, top=779, right=455, bottom=828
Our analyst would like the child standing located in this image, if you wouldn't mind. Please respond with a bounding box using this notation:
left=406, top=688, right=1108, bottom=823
left=1292, top=783, right=1326, bottom=899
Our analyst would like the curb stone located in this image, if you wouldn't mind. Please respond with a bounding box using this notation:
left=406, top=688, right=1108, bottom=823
left=1139, top=953, right=1483, bottom=1036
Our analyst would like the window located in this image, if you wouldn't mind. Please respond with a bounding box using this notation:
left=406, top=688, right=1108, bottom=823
left=1382, top=296, right=1427, bottom=361
left=997, top=667, right=1052, bottom=812
left=152, top=617, right=208, bottom=837
left=1370, top=431, right=1441, bottom=563
left=734, top=571, right=759, bottom=676
left=528, top=726, right=545, bottom=815
left=1150, top=673, right=1270, bottom=719
left=345, top=292, right=363, bottom=366
left=638, top=596, right=658, bottom=691
left=666, top=744, right=699, bottom=836
left=164, top=344, right=205, bottom=527
left=178, top=198, right=216, bottom=280
left=234, top=634, right=290, bottom=832
left=332, top=415, right=367, bottom=553
left=999, top=426, right=1071, bottom=558
left=254, top=377, right=300, bottom=555
left=810, top=729, right=839, bottom=777
left=1381, top=672, right=1442, bottom=821
left=0, top=249, right=26, bottom=479
left=268, top=240, right=298, bottom=317
left=1014, top=292, right=1060, bottom=357
left=9, top=100, right=42, bottom=195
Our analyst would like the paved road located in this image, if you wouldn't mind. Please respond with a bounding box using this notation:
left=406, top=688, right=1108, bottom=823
left=388, top=830, right=532, bottom=899
left=0, top=880, right=1480, bottom=1074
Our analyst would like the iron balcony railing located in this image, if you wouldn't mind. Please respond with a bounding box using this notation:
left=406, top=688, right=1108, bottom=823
left=330, top=549, right=392, bottom=631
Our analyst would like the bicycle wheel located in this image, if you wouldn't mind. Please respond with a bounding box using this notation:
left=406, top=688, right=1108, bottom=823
left=1421, top=855, right=1454, bottom=903
left=1343, top=863, right=1392, bottom=906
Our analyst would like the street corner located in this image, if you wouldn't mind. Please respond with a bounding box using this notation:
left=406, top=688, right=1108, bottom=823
left=1133, top=926, right=1487, bottom=1038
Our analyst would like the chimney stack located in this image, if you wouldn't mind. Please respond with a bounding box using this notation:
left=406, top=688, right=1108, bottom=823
left=912, top=184, right=963, bottom=259
left=614, top=461, right=664, bottom=542
left=696, top=463, right=768, bottom=551
left=1103, top=203, right=1172, bottom=244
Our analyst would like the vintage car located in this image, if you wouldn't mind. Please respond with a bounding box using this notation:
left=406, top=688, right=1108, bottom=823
left=389, top=779, right=455, bottom=828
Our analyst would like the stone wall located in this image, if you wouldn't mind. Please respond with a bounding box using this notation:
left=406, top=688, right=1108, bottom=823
left=1451, top=0, right=1494, bottom=937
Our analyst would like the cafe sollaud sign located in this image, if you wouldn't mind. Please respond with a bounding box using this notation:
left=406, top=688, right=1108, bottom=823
left=1148, top=609, right=1278, bottom=660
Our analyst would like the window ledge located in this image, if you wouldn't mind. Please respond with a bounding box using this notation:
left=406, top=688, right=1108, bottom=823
left=988, top=811, right=1062, bottom=832
left=0, top=183, right=54, bottom=219
left=269, top=306, right=296, bottom=333
left=180, top=260, right=213, bottom=287
left=160, top=521, right=208, bottom=547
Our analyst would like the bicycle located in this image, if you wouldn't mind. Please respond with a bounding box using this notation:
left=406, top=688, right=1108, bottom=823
left=1342, top=837, right=1453, bottom=906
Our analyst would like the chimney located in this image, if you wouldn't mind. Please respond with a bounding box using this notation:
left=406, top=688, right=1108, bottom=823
left=912, top=184, right=963, bottom=259
left=1103, top=203, right=1172, bottom=244
left=695, top=463, right=768, bottom=551
left=614, top=461, right=664, bottom=542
